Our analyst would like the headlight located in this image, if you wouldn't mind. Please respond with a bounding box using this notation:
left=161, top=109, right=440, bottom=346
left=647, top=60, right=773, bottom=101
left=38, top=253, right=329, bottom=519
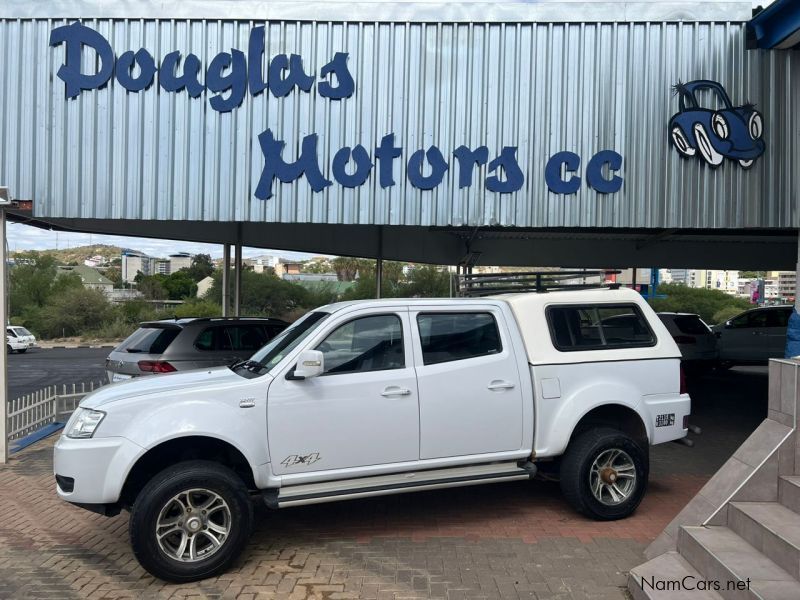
left=712, top=113, right=728, bottom=139
left=65, top=407, right=106, bottom=439
left=748, top=112, right=763, bottom=139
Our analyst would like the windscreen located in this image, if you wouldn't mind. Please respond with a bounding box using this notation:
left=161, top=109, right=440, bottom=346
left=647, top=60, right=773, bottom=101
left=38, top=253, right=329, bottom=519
left=249, top=311, right=330, bottom=373
left=118, top=326, right=181, bottom=354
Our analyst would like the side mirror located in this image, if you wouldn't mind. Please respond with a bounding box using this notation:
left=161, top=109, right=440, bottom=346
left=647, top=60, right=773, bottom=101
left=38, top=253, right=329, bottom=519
left=724, top=320, right=732, bottom=329
left=290, top=350, right=324, bottom=380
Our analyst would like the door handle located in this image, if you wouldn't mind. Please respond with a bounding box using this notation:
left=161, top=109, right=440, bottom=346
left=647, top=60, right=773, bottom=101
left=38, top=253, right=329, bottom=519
left=488, top=380, right=515, bottom=391
left=381, top=386, right=412, bottom=397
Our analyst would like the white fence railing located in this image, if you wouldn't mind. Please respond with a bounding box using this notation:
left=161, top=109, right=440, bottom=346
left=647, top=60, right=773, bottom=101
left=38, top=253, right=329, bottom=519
left=8, top=380, right=105, bottom=441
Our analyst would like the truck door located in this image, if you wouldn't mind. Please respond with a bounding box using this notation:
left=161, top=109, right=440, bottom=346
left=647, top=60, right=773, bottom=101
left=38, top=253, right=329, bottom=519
left=267, top=309, right=419, bottom=475
left=410, top=308, right=524, bottom=460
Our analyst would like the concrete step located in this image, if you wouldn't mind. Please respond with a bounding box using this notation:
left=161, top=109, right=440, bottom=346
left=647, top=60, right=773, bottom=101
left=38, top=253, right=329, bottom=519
left=778, top=476, right=800, bottom=513
left=628, top=551, right=724, bottom=600
left=679, top=525, right=800, bottom=600
left=729, top=502, right=800, bottom=580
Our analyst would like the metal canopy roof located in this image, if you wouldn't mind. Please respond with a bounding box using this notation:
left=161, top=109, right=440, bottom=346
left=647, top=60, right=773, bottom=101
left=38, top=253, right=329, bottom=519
left=748, top=0, right=800, bottom=49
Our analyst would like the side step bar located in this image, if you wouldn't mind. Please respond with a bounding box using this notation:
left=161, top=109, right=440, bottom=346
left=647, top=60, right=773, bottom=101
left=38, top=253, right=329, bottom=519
left=262, top=461, right=536, bottom=509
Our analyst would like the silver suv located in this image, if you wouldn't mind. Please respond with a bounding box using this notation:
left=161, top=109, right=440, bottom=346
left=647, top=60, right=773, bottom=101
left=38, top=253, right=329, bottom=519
left=105, top=317, right=288, bottom=382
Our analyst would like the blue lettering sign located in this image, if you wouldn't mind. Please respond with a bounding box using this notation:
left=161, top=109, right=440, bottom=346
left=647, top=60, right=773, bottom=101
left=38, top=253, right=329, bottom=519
left=545, top=151, right=582, bottom=195
left=268, top=54, right=315, bottom=98
left=486, top=147, right=524, bottom=193
left=375, top=134, right=403, bottom=188
left=332, top=146, right=373, bottom=188
left=586, top=150, right=624, bottom=194
left=49, top=22, right=114, bottom=98
left=206, top=50, right=248, bottom=112
left=407, top=147, right=449, bottom=190
left=116, top=49, right=156, bottom=92
left=159, top=52, right=204, bottom=97
left=255, top=129, right=331, bottom=200
left=318, top=53, right=355, bottom=100
left=453, top=146, right=489, bottom=188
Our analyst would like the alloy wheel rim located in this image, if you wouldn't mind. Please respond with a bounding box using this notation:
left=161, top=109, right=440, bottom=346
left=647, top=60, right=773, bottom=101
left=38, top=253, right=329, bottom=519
left=155, top=488, right=231, bottom=562
left=588, top=448, right=637, bottom=506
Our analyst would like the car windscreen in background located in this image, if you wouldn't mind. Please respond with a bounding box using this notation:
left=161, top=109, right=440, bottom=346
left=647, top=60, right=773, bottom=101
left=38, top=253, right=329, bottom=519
left=673, top=315, right=711, bottom=335
left=119, top=327, right=181, bottom=354
left=16, top=327, right=32, bottom=336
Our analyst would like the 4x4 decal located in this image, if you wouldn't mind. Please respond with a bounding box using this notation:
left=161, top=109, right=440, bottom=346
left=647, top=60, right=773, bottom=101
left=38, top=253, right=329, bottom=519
left=281, top=453, right=321, bottom=468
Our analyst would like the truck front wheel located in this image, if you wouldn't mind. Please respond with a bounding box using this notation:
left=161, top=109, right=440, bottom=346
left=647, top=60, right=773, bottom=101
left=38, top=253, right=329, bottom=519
left=559, top=427, right=648, bottom=520
left=129, top=460, right=253, bottom=582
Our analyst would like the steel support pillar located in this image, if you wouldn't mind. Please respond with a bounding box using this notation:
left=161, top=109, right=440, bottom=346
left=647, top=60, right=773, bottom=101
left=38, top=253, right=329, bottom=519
left=234, top=238, right=242, bottom=317
left=0, top=209, right=8, bottom=463
left=222, top=243, right=231, bottom=317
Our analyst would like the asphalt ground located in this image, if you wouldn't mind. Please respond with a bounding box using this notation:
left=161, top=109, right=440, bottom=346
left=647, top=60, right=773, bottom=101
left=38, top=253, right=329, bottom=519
left=8, top=347, right=110, bottom=400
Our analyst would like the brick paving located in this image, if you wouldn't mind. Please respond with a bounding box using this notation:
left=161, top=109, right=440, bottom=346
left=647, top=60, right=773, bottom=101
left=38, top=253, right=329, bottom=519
left=0, top=437, right=709, bottom=600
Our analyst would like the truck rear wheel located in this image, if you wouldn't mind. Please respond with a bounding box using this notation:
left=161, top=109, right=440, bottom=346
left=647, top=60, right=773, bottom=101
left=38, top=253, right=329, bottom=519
left=559, top=427, right=647, bottom=520
left=129, top=460, right=253, bottom=582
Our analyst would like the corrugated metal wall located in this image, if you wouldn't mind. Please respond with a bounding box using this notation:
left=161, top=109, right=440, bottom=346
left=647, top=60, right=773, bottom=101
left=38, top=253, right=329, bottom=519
left=0, top=18, right=796, bottom=228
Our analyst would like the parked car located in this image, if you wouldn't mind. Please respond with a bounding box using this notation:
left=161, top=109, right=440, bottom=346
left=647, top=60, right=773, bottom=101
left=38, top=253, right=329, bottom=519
left=657, top=312, right=718, bottom=367
left=7, top=325, right=36, bottom=353
left=105, top=317, right=289, bottom=382
left=56, top=288, right=689, bottom=582
left=712, top=305, right=793, bottom=366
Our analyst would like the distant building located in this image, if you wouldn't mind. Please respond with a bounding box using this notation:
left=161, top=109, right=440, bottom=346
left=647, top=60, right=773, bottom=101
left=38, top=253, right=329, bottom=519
left=778, top=271, right=796, bottom=300
left=196, top=275, right=215, bottom=298
left=108, top=289, right=144, bottom=304
left=122, top=250, right=155, bottom=282
left=282, top=273, right=338, bottom=283
left=244, top=254, right=278, bottom=274
left=169, top=252, right=193, bottom=272
left=280, top=262, right=303, bottom=276
left=57, top=265, right=114, bottom=295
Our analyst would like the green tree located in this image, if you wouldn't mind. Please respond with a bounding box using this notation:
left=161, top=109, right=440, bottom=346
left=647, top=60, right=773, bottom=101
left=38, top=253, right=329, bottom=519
left=205, top=270, right=312, bottom=318
left=104, top=266, right=123, bottom=287
left=406, top=265, right=452, bottom=297
left=136, top=274, right=167, bottom=300
left=332, top=257, right=361, bottom=281
left=302, top=259, right=333, bottom=274
left=37, top=287, right=114, bottom=338
left=647, top=283, right=751, bottom=324
left=163, top=270, right=198, bottom=300
left=184, top=254, right=215, bottom=281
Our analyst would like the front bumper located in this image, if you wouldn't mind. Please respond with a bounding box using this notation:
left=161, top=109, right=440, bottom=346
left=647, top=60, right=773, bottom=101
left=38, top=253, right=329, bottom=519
left=53, top=435, right=144, bottom=505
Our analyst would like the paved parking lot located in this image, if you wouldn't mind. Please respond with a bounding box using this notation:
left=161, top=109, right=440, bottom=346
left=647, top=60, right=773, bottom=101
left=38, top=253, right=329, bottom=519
left=0, top=365, right=768, bottom=599
left=8, top=348, right=110, bottom=399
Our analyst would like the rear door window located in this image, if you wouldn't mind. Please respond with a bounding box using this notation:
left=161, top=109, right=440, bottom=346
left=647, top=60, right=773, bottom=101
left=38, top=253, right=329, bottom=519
left=673, top=315, right=711, bottom=335
left=766, top=308, right=792, bottom=328
left=120, top=326, right=181, bottom=354
left=416, top=312, right=502, bottom=365
left=547, top=304, right=656, bottom=351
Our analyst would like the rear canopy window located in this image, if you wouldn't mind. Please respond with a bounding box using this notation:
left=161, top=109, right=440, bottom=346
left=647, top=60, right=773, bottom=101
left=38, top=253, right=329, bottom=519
left=547, top=304, right=656, bottom=351
left=673, top=315, right=711, bottom=335
left=119, top=326, right=180, bottom=354
left=417, top=312, right=502, bottom=365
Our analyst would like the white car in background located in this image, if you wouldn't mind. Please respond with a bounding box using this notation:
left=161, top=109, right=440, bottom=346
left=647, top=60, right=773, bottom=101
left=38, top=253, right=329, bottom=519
left=7, top=326, right=36, bottom=353
left=657, top=313, right=718, bottom=367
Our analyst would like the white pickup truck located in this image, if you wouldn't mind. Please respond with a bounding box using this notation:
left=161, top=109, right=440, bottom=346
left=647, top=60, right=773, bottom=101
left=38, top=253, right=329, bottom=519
left=54, top=288, right=690, bottom=582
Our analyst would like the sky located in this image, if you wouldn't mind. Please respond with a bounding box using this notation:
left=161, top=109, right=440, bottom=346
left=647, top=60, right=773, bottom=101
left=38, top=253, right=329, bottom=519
left=7, top=222, right=321, bottom=260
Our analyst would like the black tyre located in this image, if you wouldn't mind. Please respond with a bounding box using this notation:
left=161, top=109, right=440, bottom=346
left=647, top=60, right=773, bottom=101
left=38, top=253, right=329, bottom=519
left=6, top=345, right=11, bottom=354
left=559, top=427, right=648, bottom=520
left=129, top=460, right=253, bottom=582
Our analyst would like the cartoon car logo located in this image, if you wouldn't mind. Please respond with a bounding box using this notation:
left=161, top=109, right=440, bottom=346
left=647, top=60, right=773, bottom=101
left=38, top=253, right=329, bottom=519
left=669, top=80, right=764, bottom=169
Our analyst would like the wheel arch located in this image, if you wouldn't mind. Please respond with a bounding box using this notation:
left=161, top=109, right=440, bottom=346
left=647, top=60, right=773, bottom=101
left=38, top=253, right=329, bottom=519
left=119, top=435, right=258, bottom=507
left=568, top=404, right=649, bottom=451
